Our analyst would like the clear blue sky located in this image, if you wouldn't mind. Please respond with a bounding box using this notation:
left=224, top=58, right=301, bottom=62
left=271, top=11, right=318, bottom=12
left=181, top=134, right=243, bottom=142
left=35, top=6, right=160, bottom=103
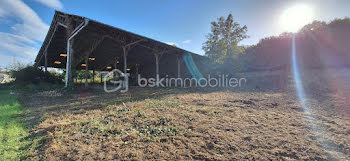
left=0, top=0, right=349, bottom=68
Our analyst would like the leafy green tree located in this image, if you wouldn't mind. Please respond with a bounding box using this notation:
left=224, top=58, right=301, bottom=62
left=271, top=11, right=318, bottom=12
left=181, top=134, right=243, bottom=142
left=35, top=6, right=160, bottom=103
left=203, top=14, right=248, bottom=64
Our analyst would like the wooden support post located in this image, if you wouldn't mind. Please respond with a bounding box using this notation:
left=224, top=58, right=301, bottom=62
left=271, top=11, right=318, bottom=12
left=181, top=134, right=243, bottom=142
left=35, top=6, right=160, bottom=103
left=155, top=54, right=159, bottom=75
left=116, top=39, right=142, bottom=88
left=84, top=58, right=89, bottom=87
left=123, top=47, right=128, bottom=74
left=136, top=64, right=139, bottom=76
left=92, top=70, right=95, bottom=84
left=136, top=64, right=139, bottom=83
left=114, top=62, right=117, bottom=78
left=100, top=72, right=103, bottom=84
left=65, top=17, right=89, bottom=88
left=65, top=41, right=73, bottom=87
left=153, top=50, right=166, bottom=87
left=65, top=16, right=75, bottom=88
left=154, top=53, right=160, bottom=87
left=122, top=46, right=129, bottom=88
left=177, top=56, right=181, bottom=78
left=44, top=50, right=48, bottom=72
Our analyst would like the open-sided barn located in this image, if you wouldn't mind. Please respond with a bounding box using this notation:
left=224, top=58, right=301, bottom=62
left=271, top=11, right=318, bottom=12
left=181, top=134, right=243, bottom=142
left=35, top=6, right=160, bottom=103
left=35, top=11, right=208, bottom=87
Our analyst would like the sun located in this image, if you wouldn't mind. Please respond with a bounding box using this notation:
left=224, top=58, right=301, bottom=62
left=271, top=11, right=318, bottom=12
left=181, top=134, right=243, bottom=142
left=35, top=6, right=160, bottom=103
left=280, top=4, right=314, bottom=33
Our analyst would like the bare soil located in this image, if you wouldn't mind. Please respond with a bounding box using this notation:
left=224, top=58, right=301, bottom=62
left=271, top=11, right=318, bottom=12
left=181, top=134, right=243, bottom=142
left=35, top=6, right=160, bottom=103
left=20, top=87, right=350, bottom=160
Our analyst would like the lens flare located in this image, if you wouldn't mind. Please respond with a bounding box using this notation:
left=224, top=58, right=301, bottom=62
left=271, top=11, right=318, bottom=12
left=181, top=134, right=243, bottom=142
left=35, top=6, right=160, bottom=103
left=291, top=35, right=347, bottom=159
left=292, top=35, right=308, bottom=111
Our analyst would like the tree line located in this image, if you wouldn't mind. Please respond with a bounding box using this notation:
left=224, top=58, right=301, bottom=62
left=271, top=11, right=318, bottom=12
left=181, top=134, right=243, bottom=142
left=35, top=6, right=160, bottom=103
left=203, top=14, right=350, bottom=73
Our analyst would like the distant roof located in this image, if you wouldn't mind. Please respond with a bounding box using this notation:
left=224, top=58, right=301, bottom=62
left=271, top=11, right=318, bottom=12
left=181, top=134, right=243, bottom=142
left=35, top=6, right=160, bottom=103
left=35, top=11, right=207, bottom=75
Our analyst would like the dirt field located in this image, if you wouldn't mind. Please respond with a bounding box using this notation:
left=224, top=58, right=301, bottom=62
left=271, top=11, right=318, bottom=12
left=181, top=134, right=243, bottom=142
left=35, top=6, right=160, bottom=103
left=18, top=85, right=350, bottom=161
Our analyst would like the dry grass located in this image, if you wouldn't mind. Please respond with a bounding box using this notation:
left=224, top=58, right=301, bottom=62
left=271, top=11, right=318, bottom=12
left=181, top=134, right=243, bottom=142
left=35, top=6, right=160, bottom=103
left=20, top=87, right=350, bottom=160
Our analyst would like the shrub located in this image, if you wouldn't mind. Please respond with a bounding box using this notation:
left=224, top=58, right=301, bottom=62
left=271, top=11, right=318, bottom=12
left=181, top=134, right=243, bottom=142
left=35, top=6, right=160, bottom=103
left=10, top=66, right=63, bottom=84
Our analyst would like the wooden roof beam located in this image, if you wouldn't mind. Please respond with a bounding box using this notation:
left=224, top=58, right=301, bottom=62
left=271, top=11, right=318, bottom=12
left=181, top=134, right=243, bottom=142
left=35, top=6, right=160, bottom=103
left=73, top=34, right=110, bottom=67
left=98, top=57, right=120, bottom=71
left=36, top=23, right=60, bottom=66
left=125, top=39, right=145, bottom=48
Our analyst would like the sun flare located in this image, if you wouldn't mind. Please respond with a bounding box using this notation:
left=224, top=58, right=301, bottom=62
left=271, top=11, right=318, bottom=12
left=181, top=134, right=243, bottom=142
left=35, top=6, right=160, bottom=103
left=280, top=4, right=314, bottom=32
